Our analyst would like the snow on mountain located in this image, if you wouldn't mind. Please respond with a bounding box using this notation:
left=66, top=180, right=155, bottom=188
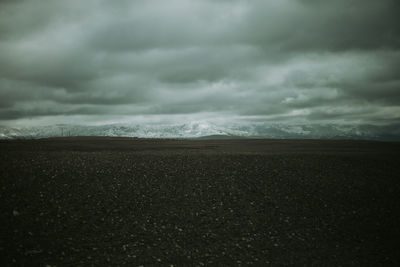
left=0, top=122, right=399, bottom=141
left=0, top=126, right=25, bottom=139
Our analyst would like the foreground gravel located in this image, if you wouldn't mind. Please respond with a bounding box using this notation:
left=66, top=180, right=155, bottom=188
left=0, top=138, right=399, bottom=266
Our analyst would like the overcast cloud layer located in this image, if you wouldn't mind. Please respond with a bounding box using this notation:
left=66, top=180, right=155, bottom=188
left=0, top=0, right=399, bottom=127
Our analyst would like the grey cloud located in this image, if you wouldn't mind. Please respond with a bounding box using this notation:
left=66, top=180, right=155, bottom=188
left=239, top=0, right=400, bottom=52
left=0, top=0, right=399, bottom=130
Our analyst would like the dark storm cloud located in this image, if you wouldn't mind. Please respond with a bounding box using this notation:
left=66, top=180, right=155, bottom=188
left=240, top=0, right=400, bottom=52
left=0, top=0, right=399, bottom=126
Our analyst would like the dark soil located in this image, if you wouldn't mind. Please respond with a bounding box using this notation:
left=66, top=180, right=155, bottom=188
left=1, top=138, right=400, bottom=266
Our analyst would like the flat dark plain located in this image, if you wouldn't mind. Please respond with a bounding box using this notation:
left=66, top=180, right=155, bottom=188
left=0, top=138, right=400, bottom=266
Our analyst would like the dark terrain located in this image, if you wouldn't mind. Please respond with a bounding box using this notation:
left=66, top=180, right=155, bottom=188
left=1, top=138, right=400, bottom=266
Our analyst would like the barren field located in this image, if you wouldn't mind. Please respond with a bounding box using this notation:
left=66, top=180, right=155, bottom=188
left=1, top=138, right=400, bottom=266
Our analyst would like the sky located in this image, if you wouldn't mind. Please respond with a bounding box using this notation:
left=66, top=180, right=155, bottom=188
left=0, top=0, right=399, bottom=127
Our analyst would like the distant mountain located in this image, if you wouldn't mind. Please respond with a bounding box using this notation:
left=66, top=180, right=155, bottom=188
left=0, top=126, right=25, bottom=139
left=0, top=122, right=399, bottom=141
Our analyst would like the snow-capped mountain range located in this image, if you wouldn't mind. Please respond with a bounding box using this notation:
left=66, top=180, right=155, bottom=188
left=0, top=122, right=399, bottom=141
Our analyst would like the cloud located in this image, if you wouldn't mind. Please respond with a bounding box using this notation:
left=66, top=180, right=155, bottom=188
left=0, top=0, right=399, bottom=128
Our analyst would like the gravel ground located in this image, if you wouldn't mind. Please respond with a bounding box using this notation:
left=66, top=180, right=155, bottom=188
left=0, top=138, right=399, bottom=266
